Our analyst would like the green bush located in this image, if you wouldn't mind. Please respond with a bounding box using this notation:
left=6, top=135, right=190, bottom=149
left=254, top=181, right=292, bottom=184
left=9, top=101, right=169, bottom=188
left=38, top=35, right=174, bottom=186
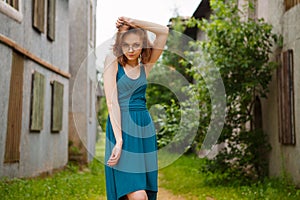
left=184, top=0, right=280, bottom=183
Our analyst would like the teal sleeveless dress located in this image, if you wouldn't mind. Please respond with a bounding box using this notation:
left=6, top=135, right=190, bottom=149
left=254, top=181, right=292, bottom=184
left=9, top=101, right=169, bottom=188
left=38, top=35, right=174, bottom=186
left=105, top=63, right=158, bottom=200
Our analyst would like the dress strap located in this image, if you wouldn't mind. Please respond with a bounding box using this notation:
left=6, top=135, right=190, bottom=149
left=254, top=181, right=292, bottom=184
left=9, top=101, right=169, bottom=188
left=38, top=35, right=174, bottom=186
left=117, top=62, right=125, bottom=81
left=140, top=63, right=146, bottom=78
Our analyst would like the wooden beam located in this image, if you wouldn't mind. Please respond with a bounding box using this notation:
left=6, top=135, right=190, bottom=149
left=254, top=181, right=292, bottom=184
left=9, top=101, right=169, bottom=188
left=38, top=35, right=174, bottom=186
left=0, top=34, right=71, bottom=79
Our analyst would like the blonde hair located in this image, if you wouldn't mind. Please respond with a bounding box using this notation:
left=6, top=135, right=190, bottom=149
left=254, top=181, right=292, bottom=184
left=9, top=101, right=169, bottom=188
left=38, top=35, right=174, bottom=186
left=113, top=27, right=152, bottom=66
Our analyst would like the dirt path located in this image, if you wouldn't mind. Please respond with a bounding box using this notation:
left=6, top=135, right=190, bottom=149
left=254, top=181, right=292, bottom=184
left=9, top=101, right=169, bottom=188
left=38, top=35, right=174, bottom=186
left=158, top=187, right=187, bottom=200
left=158, top=187, right=216, bottom=200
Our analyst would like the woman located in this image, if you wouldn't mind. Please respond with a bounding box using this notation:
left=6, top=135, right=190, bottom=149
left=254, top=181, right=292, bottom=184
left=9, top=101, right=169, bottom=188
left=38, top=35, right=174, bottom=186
left=103, top=17, right=169, bottom=200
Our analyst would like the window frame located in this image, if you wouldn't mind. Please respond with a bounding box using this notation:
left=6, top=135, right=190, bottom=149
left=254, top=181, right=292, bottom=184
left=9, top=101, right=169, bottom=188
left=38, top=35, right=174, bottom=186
left=0, top=0, right=23, bottom=23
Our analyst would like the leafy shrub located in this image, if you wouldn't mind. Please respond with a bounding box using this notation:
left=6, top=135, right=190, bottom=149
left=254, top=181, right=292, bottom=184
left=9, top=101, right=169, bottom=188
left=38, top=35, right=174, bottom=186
left=184, top=0, right=281, bottom=183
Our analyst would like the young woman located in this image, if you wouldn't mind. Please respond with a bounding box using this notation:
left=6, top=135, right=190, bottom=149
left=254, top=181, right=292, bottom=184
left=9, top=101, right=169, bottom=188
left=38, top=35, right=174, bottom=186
left=103, top=17, right=169, bottom=200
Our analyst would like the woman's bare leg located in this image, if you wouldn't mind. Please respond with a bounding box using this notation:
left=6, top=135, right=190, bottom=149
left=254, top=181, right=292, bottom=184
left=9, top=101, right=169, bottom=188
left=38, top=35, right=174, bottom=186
left=127, top=190, right=148, bottom=200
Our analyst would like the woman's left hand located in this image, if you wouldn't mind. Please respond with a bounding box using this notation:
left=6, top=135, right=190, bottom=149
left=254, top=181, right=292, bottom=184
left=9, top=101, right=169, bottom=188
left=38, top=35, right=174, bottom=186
left=107, top=144, right=122, bottom=166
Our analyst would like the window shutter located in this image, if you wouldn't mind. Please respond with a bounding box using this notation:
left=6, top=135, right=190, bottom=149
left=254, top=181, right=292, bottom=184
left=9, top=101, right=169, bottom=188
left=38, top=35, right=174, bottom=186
left=4, top=51, right=24, bottom=163
left=47, top=0, right=56, bottom=41
left=51, top=81, right=64, bottom=132
left=285, top=0, right=300, bottom=11
left=33, top=0, right=45, bottom=33
left=277, top=50, right=295, bottom=145
left=30, top=71, right=45, bottom=132
left=7, top=0, right=18, bottom=10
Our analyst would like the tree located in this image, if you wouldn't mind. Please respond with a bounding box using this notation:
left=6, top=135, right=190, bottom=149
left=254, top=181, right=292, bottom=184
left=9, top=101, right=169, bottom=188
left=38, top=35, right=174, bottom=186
left=185, top=0, right=281, bottom=183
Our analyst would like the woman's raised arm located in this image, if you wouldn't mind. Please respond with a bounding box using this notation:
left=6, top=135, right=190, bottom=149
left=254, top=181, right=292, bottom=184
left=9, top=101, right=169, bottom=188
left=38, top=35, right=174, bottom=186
left=116, top=17, right=169, bottom=68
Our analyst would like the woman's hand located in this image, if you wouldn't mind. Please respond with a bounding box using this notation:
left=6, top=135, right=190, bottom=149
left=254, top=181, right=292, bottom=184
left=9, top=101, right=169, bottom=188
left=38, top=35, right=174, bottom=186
left=107, top=141, right=123, bottom=167
left=116, top=16, right=137, bottom=31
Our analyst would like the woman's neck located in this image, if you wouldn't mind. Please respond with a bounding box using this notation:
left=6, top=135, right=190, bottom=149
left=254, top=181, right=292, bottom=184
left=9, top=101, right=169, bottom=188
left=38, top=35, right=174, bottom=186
left=126, top=60, right=139, bottom=68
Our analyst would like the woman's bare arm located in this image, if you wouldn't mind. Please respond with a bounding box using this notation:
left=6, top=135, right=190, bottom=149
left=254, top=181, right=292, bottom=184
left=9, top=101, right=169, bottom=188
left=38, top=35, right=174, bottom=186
left=116, top=17, right=169, bottom=73
left=103, top=54, right=122, bottom=166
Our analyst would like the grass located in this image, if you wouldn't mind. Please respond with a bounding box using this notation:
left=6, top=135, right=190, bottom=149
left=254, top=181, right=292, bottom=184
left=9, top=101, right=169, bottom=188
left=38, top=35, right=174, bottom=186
left=0, top=134, right=108, bottom=200
left=0, top=160, right=106, bottom=200
left=159, top=154, right=300, bottom=200
left=1, top=147, right=300, bottom=200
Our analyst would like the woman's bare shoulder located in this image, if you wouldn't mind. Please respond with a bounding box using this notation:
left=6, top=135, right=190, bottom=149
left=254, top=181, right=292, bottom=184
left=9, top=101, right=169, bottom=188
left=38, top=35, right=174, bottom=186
left=104, top=53, right=118, bottom=72
left=105, top=53, right=117, bottom=65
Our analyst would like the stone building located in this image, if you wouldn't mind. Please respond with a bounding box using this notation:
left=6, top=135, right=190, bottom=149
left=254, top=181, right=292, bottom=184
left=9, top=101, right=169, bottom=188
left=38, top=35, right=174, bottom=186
left=0, top=0, right=97, bottom=178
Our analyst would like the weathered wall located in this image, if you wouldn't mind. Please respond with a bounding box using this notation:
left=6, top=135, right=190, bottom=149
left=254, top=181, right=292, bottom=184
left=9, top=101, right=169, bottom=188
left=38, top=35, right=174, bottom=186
left=69, top=0, right=97, bottom=163
left=258, top=0, right=300, bottom=185
left=0, top=0, right=69, bottom=178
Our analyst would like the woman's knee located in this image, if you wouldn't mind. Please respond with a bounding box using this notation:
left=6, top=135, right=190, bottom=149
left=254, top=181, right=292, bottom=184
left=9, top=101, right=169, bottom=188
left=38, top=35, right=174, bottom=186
left=127, top=190, right=148, bottom=200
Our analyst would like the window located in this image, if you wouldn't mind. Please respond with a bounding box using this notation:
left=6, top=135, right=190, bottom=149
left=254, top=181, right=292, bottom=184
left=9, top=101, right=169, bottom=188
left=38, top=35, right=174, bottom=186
left=1, top=0, right=18, bottom=10
left=0, top=0, right=22, bottom=22
left=32, top=0, right=56, bottom=41
left=277, top=50, right=296, bottom=145
left=4, top=51, right=24, bottom=163
left=30, top=71, right=46, bottom=132
left=51, top=80, right=64, bottom=132
left=285, top=0, right=300, bottom=11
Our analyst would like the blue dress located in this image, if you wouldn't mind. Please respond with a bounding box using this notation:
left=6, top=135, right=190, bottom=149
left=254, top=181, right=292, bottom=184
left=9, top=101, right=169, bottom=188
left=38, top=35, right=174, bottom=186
left=105, top=63, right=158, bottom=200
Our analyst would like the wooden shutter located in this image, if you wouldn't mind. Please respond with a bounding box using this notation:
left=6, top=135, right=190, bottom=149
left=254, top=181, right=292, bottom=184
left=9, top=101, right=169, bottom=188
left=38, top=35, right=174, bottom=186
left=285, top=0, right=300, bottom=11
left=33, top=0, right=45, bottom=33
left=277, top=50, right=295, bottom=145
left=47, top=0, right=56, bottom=41
left=4, top=51, right=24, bottom=163
left=51, top=81, right=64, bottom=132
left=30, top=71, right=45, bottom=132
left=7, top=0, right=18, bottom=10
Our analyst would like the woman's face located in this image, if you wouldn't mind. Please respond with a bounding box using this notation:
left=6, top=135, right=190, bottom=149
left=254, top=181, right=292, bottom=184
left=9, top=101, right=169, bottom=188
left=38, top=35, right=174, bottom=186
left=121, top=33, right=143, bottom=62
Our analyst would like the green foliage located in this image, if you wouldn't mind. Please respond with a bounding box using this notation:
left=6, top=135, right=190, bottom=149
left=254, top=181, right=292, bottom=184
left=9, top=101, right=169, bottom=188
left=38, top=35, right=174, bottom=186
left=185, top=0, right=280, bottom=183
left=152, top=100, right=180, bottom=149
left=0, top=160, right=105, bottom=200
left=161, top=16, right=193, bottom=83
left=159, top=155, right=300, bottom=200
left=147, top=16, right=197, bottom=150
left=146, top=63, right=180, bottom=108
left=97, top=97, right=108, bottom=134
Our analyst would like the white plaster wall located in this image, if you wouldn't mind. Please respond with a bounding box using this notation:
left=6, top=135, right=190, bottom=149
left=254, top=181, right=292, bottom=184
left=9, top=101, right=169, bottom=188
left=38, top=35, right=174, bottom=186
left=259, top=0, right=300, bottom=185
left=68, top=0, right=97, bottom=163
